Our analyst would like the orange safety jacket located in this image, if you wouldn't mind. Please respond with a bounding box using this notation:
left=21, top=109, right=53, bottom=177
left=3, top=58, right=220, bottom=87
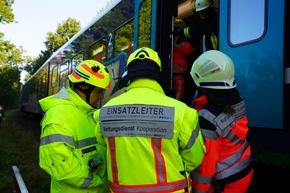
left=95, top=78, right=205, bottom=193
left=173, top=36, right=194, bottom=74
left=192, top=94, right=208, bottom=112
left=191, top=100, right=253, bottom=193
left=173, top=36, right=194, bottom=100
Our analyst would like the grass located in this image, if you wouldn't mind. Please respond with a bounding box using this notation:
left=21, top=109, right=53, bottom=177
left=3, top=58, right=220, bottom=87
left=0, top=110, right=50, bottom=193
left=1, top=109, right=290, bottom=192
left=252, top=149, right=290, bottom=169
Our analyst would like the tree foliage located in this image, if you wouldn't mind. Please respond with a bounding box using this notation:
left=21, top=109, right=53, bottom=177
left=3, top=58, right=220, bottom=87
left=45, top=17, right=81, bottom=53
left=23, top=18, right=81, bottom=76
left=0, top=0, right=15, bottom=24
left=0, top=65, right=21, bottom=109
left=0, top=1, right=81, bottom=108
left=0, top=32, right=25, bottom=108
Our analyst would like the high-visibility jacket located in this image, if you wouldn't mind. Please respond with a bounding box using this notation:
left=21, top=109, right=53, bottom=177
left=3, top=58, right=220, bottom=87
left=184, top=8, right=218, bottom=54
left=94, top=78, right=206, bottom=193
left=173, top=36, right=194, bottom=75
left=173, top=36, right=195, bottom=100
left=39, top=87, right=108, bottom=193
left=191, top=92, right=253, bottom=193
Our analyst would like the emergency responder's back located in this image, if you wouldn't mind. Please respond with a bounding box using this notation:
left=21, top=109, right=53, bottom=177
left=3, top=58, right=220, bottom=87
left=95, top=47, right=205, bottom=193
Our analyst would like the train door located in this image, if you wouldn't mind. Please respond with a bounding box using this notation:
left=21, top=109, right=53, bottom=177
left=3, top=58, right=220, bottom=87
left=133, top=0, right=177, bottom=97
left=219, top=0, right=285, bottom=129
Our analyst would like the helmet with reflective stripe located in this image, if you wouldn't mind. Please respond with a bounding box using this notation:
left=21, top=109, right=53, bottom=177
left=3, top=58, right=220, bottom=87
left=69, top=60, right=110, bottom=89
left=126, top=47, right=161, bottom=71
left=194, top=0, right=212, bottom=12
left=190, top=50, right=236, bottom=89
left=119, top=47, right=163, bottom=89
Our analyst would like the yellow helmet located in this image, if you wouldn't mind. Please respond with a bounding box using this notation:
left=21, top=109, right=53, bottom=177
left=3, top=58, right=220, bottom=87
left=119, top=47, right=163, bottom=89
left=190, top=50, right=236, bottom=89
left=69, top=60, right=110, bottom=89
left=126, top=47, right=161, bottom=70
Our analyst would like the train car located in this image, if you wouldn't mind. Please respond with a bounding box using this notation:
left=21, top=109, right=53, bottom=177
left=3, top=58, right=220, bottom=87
left=21, top=0, right=134, bottom=114
left=21, top=0, right=289, bottom=153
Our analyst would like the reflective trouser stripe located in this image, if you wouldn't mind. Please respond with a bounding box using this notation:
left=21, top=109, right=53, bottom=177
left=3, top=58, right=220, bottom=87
left=109, top=178, right=189, bottom=193
left=210, top=34, right=218, bottom=50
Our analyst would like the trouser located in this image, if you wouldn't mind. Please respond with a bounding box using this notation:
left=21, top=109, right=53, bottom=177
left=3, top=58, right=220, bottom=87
left=173, top=75, right=185, bottom=101
left=209, top=169, right=254, bottom=193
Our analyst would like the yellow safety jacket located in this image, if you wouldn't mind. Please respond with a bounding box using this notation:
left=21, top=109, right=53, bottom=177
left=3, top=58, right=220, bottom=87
left=39, top=87, right=108, bottom=193
left=94, top=79, right=205, bottom=193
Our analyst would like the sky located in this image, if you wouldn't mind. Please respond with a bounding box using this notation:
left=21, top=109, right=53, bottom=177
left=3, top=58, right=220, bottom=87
left=0, top=0, right=111, bottom=58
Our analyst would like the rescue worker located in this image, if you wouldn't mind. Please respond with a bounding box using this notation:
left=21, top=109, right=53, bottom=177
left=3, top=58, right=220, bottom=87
left=173, top=18, right=195, bottom=101
left=183, top=0, right=218, bottom=54
left=190, top=50, right=254, bottom=193
left=38, top=60, right=111, bottom=193
left=94, top=47, right=205, bottom=193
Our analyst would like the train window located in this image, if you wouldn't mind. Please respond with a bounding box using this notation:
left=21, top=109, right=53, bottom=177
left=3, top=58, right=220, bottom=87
left=228, top=0, right=266, bottom=47
left=88, top=40, right=106, bottom=62
left=72, top=52, right=84, bottom=72
left=41, top=73, right=46, bottom=97
left=137, top=0, right=151, bottom=48
left=51, top=65, right=58, bottom=88
left=114, top=19, right=134, bottom=57
left=59, top=60, right=69, bottom=87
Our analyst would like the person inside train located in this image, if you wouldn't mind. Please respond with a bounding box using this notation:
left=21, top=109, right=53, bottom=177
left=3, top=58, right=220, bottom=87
left=190, top=50, right=254, bottom=193
left=173, top=18, right=195, bottom=101
left=184, top=0, right=218, bottom=54
left=38, top=60, right=111, bottom=193
left=184, top=0, right=218, bottom=110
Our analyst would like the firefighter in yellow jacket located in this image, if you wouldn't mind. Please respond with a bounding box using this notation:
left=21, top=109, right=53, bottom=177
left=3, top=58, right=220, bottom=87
left=39, top=60, right=110, bottom=193
left=94, top=47, right=206, bottom=193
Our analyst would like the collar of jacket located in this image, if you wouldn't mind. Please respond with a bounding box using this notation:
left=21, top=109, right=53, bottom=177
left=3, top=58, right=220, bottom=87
left=39, top=87, right=95, bottom=114
left=126, top=78, right=165, bottom=95
left=66, top=87, right=96, bottom=114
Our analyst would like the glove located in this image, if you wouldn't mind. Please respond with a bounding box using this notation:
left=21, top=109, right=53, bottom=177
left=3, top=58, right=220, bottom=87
left=88, top=154, right=103, bottom=171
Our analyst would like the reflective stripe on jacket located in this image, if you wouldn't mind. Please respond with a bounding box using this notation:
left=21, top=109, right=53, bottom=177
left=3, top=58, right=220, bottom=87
left=191, top=100, right=253, bottom=193
left=39, top=87, right=108, bottom=193
left=173, top=36, right=194, bottom=74
left=95, top=78, right=205, bottom=193
left=183, top=8, right=218, bottom=54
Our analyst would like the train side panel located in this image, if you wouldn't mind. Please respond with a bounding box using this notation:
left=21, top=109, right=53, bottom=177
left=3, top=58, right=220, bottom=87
left=219, top=0, right=285, bottom=129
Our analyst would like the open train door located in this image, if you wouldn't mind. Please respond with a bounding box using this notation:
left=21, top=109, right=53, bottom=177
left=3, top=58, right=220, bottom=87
left=133, top=0, right=177, bottom=97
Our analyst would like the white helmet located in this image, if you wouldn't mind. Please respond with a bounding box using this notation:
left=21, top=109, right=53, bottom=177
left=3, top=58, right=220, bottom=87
left=194, top=0, right=212, bottom=12
left=190, top=50, right=236, bottom=89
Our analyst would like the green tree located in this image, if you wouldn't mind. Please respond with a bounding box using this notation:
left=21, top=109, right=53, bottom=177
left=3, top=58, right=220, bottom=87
left=0, top=33, right=24, bottom=108
left=24, top=17, right=81, bottom=76
left=45, top=17, right=81, bottom=53
left=0, top=65, right=21, bottom=109
left=0, top=0, right=15, bottom=24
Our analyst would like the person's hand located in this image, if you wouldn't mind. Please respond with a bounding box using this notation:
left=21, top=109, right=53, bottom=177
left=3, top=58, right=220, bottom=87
left=88, top=154, right=103, bottom=171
